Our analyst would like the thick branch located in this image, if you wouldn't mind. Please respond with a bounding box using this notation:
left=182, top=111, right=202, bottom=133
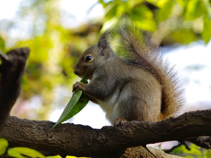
left=1, top=109, right=211, bottom=157
left=0, top=48, right=29, bottom=129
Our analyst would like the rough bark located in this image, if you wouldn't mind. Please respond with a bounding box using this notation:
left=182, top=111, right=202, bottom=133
left=0, top=48, right=29, bottom=130
left=0, top=109, right=211, bottom=157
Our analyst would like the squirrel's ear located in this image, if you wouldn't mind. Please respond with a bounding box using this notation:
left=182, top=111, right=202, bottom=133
left=98, top=38, right=108, bottom=50
left=97, top=31, right=110, bottom=55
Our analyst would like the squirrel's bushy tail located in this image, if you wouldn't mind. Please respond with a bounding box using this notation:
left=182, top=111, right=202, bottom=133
left=116, top=21, right=183, bottom=119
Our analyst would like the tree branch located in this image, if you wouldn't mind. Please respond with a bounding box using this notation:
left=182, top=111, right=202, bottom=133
left=1, top=109, right=211, bottom=157
left=0, top=48, right=29, bottom=130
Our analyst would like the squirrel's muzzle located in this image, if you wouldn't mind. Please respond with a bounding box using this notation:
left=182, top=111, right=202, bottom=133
left=74, top=70, right=79, bottom=76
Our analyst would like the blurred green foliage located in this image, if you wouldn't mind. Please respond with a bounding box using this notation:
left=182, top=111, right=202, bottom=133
left=1, top=0, right=101, bottom=119
left=0, top=36, right=5, bottom=52
left=100, top=0, right=211, bottom=45
left=0, top=138, right=88, bottom=158
left=0, top=138, right=8, bottom=156
left=0, top=0, right=210, bottom=119
left=172, top=143, right=211, bottom=158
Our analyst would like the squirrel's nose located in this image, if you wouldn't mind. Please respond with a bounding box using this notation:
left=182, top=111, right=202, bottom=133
left=74, top=70, right=79, bottom=76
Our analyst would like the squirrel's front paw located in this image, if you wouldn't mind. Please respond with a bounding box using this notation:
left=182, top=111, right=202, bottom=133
left=114, top=118, right=128, bottom=126
left=73, top=82, right=86, bottom=92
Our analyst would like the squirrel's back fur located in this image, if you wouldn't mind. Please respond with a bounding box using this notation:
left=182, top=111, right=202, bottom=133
left=114, top=23, right=183, bottom=119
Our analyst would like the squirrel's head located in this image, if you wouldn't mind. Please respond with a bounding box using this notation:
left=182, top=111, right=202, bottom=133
left=74, top=33, right=113, bottom=80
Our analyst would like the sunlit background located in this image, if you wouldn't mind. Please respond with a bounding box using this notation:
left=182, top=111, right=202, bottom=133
left=0, top=0, right=211, bottom=132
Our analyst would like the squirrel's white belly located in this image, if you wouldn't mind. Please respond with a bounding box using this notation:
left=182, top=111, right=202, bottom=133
left=98, top=91, right=121, bottom=125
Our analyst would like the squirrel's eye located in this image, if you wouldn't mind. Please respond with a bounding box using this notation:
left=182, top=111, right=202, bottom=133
left=84, top=55, right=93, bottom=62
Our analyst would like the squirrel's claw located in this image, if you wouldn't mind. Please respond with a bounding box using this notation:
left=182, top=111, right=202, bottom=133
left=114, top=118, right=128, bottom=126
left=73, top=82, right=86, bottom=92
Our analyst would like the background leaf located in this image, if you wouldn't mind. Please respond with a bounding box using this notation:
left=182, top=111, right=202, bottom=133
left=185, top=0, right=205, bottom=20
left=157, top=0, right=174, bottom=22
left=0, top=36, right=5, bottom=52
left=8, top=147, right=45, bottom=158
left=131, top=5, right=157, bottom=31
left=202, top=16, right=211, bottom=43
left=0, top=138, right=8, bottom=156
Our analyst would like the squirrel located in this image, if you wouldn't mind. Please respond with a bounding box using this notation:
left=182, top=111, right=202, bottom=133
left=73, top=23, right=182, bottom=125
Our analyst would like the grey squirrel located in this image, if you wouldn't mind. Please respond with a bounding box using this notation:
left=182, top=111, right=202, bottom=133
left=73, top=23, right=182, bottom=125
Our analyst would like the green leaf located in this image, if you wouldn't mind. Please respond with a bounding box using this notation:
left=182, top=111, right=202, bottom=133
left=98, top=0, right=106, bottom=8
left=157, top=0, right=174, bottom=22
left=104, top=2, right=118, bottom=20
left=8, top=147, right=45, bottom=158
left=132, top=5, right=154, bottom=20
left=185, top=0, right=205, bottom=20
left=172, top=143, right=203, bottom=157
left=176, top=0, right=188, bottom=8
left=170, top=29, right=198, bottom=44
left=207, top=149, right=211, bottom=157
left=52, top=77, right=89, bottom=129
left=0, top=138, right=8, bottom=156
left=132, top=18, right=157, bottom=31
left=202, top=16, right=211, bottom=43
left=66, top=93, right=89, bottom=119
left=0, top=36, right=5, bottom=52
left=131, top=5, right=157, bottom=31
